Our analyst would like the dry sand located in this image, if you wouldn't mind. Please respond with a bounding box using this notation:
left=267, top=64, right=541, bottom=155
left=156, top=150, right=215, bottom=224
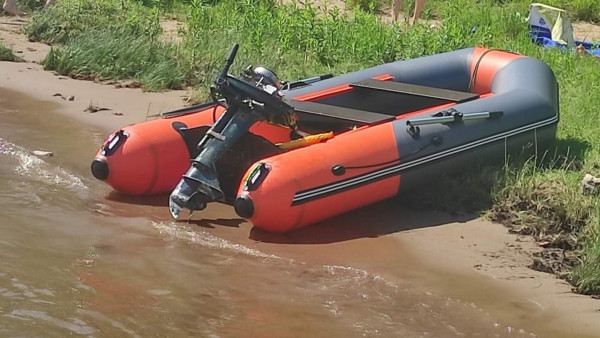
left=2, top=14, right=600, bottom=337
left=573, top=21, right=600, bottom=42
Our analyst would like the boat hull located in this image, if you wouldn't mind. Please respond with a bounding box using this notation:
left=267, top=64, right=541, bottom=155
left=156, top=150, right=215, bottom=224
left=91, top=105, right=291, bottom=195
left=92, top=47, right=559, bottom=232
left=234, top=48, right=559, bottom=232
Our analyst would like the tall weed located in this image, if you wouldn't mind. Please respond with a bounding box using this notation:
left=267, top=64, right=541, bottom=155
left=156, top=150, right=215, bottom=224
left=25, top=0, right=162, bottom=44
left=572, top=213, right=600, bottom=294
left=0, top=43, right=20, bottom=62
left=44, top=30, right=184, bottom=90
left=542, top=0, right=600, bottom=23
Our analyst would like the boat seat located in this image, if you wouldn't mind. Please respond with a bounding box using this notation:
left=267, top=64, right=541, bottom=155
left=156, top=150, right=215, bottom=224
left=290, top=100, right=395, bottom=125
left=350, top=79, right=479, bottom=103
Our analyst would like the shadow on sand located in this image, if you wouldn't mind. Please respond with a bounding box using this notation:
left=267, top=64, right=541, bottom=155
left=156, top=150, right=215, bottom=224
left=249, top=196, right=478, bottom=244
left=102, top=181, right=481, bottom=243
left=105, top=191, right=246, bottom=228
left=186, top=217, right=246, bottom=229
left=105, top=191, right=171, bottom=207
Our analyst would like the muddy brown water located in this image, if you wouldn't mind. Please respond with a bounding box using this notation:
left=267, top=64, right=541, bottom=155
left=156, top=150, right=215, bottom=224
left=0, top=88, right=582, bottom=337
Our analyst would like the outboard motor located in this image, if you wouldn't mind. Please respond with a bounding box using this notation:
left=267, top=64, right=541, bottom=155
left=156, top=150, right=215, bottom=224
left=169, top=44, right=295, bottom=219
left=241, top=65, right=282, bottom=93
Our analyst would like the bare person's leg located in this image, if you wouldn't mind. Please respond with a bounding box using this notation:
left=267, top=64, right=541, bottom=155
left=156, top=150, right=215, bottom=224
left=410, top=0, right=426, bottom=25
left=44, top=0, right=52, bottom=8
left=391, top=0, right=402, bottom=23
left=3, top=0, right=26, bottom=16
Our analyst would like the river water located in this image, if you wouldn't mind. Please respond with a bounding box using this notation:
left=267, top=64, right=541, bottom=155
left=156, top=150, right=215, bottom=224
left=0, top=89, right=574, bottom=337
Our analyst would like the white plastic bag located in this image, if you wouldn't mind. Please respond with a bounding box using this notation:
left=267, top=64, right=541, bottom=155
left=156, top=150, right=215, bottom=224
left=528, top=3, right=575, bottom=48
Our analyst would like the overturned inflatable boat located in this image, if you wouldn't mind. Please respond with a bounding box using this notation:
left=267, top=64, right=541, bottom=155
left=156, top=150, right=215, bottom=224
left=92, top=46, right=559, bottom=232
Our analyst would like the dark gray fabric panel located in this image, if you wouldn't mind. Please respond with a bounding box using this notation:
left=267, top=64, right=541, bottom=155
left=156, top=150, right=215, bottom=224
left=395, top=124, right=557, bottom=194
left=392, top=55, right=559, bottom=194
left=282, top=48, right=476, bottom=100
left=490, top=57, right=559, bottom=102
left=392, top=89, right=558, bottom=158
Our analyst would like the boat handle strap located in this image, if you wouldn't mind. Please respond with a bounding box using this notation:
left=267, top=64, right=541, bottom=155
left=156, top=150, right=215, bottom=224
left=406, top=110, right=503, bottom=127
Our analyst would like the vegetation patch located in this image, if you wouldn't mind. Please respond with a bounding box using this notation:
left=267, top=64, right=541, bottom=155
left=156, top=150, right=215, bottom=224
left=44, top=30, right=185, bottom=90
left=25, top=0, right=162, bottom=45
left=0, top=43, right=21, bottom=62
left=544, top=0, right=600, bottom=23
left=488, top=161, right=594, bottom=278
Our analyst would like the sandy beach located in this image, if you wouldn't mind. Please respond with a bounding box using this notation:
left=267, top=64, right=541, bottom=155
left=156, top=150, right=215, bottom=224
left=2, top=15, right=600, bottom=337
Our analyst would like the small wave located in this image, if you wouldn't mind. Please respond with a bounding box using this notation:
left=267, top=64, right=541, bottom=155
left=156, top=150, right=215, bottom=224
left=5, top=310, right=95, bottom=335
left=149, top=221, right=523, bottom=336
left=322, top=264, right=400, bottom=291
left=1, top=137, right=89, bottom=198
left=151, top=221, right=287, bottom=261
left=150, top=221, right=404, bottom=292
left=0, top=276, right=56, bottom=303
left=77, top=309, right=140, bottom=338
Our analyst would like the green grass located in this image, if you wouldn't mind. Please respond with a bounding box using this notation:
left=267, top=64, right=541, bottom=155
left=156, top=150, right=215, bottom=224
left=573, top=214, right=600, bottom=294
left=44, top=30, right=185, bottom=90
left=25, top=0, right=162, bottom=45
left=16, top=0, right=48, bottom=11
left=542, top=0, right=600, bottom=23
left=0, top=43, right=21, bottom=62
left=346, top=0, right=385, bottom=13
left=23, top=0, right=600, bottom=294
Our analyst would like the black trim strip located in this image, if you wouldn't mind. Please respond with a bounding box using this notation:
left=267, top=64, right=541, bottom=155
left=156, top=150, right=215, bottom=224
left=291, top=115, right=558, bottom=205
left=291, top=100, right=394, bottom=124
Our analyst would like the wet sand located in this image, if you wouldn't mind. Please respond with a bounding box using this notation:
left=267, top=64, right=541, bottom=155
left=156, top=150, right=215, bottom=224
left=2, top=16, right=600, bottom=337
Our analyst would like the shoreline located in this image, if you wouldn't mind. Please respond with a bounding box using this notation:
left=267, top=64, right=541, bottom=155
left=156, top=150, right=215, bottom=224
left=4, top=61, right=598, bottom=336
left=2, top=16, right=600, bottom=337
left=245, top=203, right=600, bottom=337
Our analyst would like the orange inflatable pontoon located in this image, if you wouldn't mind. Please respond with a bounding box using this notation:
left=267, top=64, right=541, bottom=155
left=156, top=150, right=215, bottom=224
left=92, top=46, right=559, bottom=232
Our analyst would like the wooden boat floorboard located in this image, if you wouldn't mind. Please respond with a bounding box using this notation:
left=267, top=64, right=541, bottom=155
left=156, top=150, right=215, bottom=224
left=290, top=99, right=395, bottom=125
left=351, top=79, right=480, bottom=103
